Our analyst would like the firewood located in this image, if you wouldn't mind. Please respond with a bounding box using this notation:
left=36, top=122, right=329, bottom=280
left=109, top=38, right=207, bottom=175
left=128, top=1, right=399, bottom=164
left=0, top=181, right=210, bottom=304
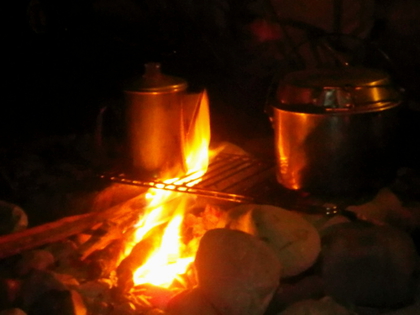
left=77, top=213, right=139, bottom=261
left=84, top=238, right=127, bottom=280
left=116, top=224, right=166, bottom=293
left=0, top=194, right=147, bottom=260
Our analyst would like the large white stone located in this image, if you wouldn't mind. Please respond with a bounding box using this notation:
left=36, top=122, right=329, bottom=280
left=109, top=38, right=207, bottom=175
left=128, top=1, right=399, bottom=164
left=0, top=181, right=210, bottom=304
left=195, top=228, right=281, bottom=315
left=221, top=204, right=321, bottom=277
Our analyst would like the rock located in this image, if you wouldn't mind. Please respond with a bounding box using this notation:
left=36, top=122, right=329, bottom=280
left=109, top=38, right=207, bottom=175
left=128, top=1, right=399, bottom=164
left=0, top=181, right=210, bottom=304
left=167, top=288, right=219, bottom=315
left=108, top=301, right=136, bottom=315
left=322, top=222, right=419, bottom=308
left=52, top=273, right=80, bottom=288
left=303, top=213, right=351, bottom=236
left=380, top=302, right=420, bottom=315
left=0, top=279, right=22, bottom=309
left=354, top=265, right=420, bottom=315
left=0, top=309, right=27, bottom=315
left=278, top=296, right=356, bottom=315
left=15, top=250, right=55, bottom=276
left=76, top=279, right=113, bottom=313
left=347, top=188, right=419, bottom=230
left=81, top=298, right=110, bottom=315
left=270, top=275, right=325, bottom=312
left=0, top=201, right=28, bottom=235
left=45, top=239, right=79, bottom=270
left=136, top=284, right=174, bottom=310
left=19, top=270, right=68, bottom=309
left=77, top=279, right=112, bottom=300
left=221, top=204, right=321, bottom=277
left=27, top=289, right=87, bottom=315
left=145, top=309, right=169, bottom=315
left=195, top=228, right=281, bottom=315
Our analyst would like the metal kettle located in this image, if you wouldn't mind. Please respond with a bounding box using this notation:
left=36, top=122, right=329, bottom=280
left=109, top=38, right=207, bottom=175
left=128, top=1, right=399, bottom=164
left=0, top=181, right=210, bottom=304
left=124, top=63, right=204, bottom=180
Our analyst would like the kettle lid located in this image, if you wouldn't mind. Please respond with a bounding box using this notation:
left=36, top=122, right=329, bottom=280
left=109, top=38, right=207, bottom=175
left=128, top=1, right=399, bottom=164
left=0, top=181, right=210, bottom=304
left=126, top=63, right=188, bottom=93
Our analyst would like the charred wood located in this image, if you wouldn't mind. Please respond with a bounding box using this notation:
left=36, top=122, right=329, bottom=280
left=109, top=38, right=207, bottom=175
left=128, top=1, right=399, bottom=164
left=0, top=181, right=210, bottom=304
left=0, top=194, right=147, bottom=260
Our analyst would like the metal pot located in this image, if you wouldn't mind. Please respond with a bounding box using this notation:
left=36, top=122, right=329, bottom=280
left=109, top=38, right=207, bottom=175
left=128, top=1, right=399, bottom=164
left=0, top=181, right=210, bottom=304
left=270, top=67, right=402, bottom=195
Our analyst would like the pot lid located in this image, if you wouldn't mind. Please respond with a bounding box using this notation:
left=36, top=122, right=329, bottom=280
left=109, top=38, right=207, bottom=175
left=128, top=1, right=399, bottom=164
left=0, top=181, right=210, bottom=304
left=125, top=63, right=188, bottom=93
left=274, top=67, right=401, bottom=112
left=283, top=67, right=390, bottom=87
left=284, top=67, right=390, bottom=88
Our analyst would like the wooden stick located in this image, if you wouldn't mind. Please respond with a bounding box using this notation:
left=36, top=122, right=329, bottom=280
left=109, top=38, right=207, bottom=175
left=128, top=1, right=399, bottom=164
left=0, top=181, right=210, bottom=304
left=77, top=210, right=141, bottom=260
left=0, top=194, right=147, bottom=259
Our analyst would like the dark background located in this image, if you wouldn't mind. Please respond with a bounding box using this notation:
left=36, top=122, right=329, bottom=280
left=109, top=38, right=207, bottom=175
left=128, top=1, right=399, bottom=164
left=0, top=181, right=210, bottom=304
left=3, top=0, right=420, bottom=164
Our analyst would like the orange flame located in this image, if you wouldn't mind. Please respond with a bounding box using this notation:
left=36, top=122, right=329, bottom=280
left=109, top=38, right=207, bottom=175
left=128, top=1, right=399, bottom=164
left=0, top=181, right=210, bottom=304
left=129, top=91, right=211, bottom=289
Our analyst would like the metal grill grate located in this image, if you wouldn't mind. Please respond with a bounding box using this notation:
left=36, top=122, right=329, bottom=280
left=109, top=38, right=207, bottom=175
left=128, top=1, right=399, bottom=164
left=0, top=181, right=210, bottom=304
left=100, top=154, right=277, bottom=203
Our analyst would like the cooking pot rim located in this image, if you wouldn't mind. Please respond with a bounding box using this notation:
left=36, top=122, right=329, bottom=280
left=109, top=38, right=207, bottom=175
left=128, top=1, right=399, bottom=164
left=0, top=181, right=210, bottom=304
left=271, top=100, right=402, bottom=115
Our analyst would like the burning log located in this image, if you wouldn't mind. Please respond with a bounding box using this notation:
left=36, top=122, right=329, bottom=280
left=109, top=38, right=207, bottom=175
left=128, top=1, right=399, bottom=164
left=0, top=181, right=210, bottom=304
left=116, top=224, right=166, bottom=293
left=0, top=194, right=147, bottom=260
left=83, top=239, right=127, bottom=280
left=76, top=209, right=140, bottom=260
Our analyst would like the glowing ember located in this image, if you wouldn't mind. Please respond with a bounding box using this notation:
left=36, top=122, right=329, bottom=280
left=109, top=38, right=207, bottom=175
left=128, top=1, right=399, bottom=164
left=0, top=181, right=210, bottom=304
left=126, top=91, right=211, bottom=289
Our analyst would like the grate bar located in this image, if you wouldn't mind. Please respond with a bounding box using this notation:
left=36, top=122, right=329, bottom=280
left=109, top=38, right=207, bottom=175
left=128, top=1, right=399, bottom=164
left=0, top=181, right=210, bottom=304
left=100, top=154, right=275, bottom=203
left=99, top=174, right=254, bottom=203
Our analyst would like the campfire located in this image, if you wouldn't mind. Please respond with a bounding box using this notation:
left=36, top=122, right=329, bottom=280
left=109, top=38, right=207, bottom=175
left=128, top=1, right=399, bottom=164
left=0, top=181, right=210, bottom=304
left=121, top=88, right=211, bottom=292
left=0, top=85, right=420, bottom=315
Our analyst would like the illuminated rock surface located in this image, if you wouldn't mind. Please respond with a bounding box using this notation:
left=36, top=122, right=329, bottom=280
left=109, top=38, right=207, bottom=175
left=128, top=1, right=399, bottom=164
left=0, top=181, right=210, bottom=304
left=322, top=222, right=419, bottom=308
left=195, top=228, right=281, bottom=315
left=222, top=204, right=321, bottom=278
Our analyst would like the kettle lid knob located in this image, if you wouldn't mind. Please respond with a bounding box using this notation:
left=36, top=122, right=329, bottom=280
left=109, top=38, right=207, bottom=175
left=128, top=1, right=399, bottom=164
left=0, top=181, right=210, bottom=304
left=125, top=62, right=188, bottom=93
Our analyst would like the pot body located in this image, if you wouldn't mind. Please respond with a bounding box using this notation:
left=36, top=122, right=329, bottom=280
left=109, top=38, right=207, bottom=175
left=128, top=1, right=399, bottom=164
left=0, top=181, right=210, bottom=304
left=272, top=104, right=400, bottom=195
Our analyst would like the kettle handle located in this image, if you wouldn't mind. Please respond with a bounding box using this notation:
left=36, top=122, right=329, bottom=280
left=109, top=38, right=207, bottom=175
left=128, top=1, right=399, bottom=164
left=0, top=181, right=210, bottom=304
left=94, top=102, right=124, bottom=158
left=95, top=106, right=108, bottom=153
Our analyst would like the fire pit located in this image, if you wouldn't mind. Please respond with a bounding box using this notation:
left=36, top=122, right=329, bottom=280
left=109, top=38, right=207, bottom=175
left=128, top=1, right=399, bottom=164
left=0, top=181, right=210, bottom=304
left=0, top=122, right=419, bottom=315
left=1, top=43, right=420, bottom=315
left=4, top=1, right=420, bottom=314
